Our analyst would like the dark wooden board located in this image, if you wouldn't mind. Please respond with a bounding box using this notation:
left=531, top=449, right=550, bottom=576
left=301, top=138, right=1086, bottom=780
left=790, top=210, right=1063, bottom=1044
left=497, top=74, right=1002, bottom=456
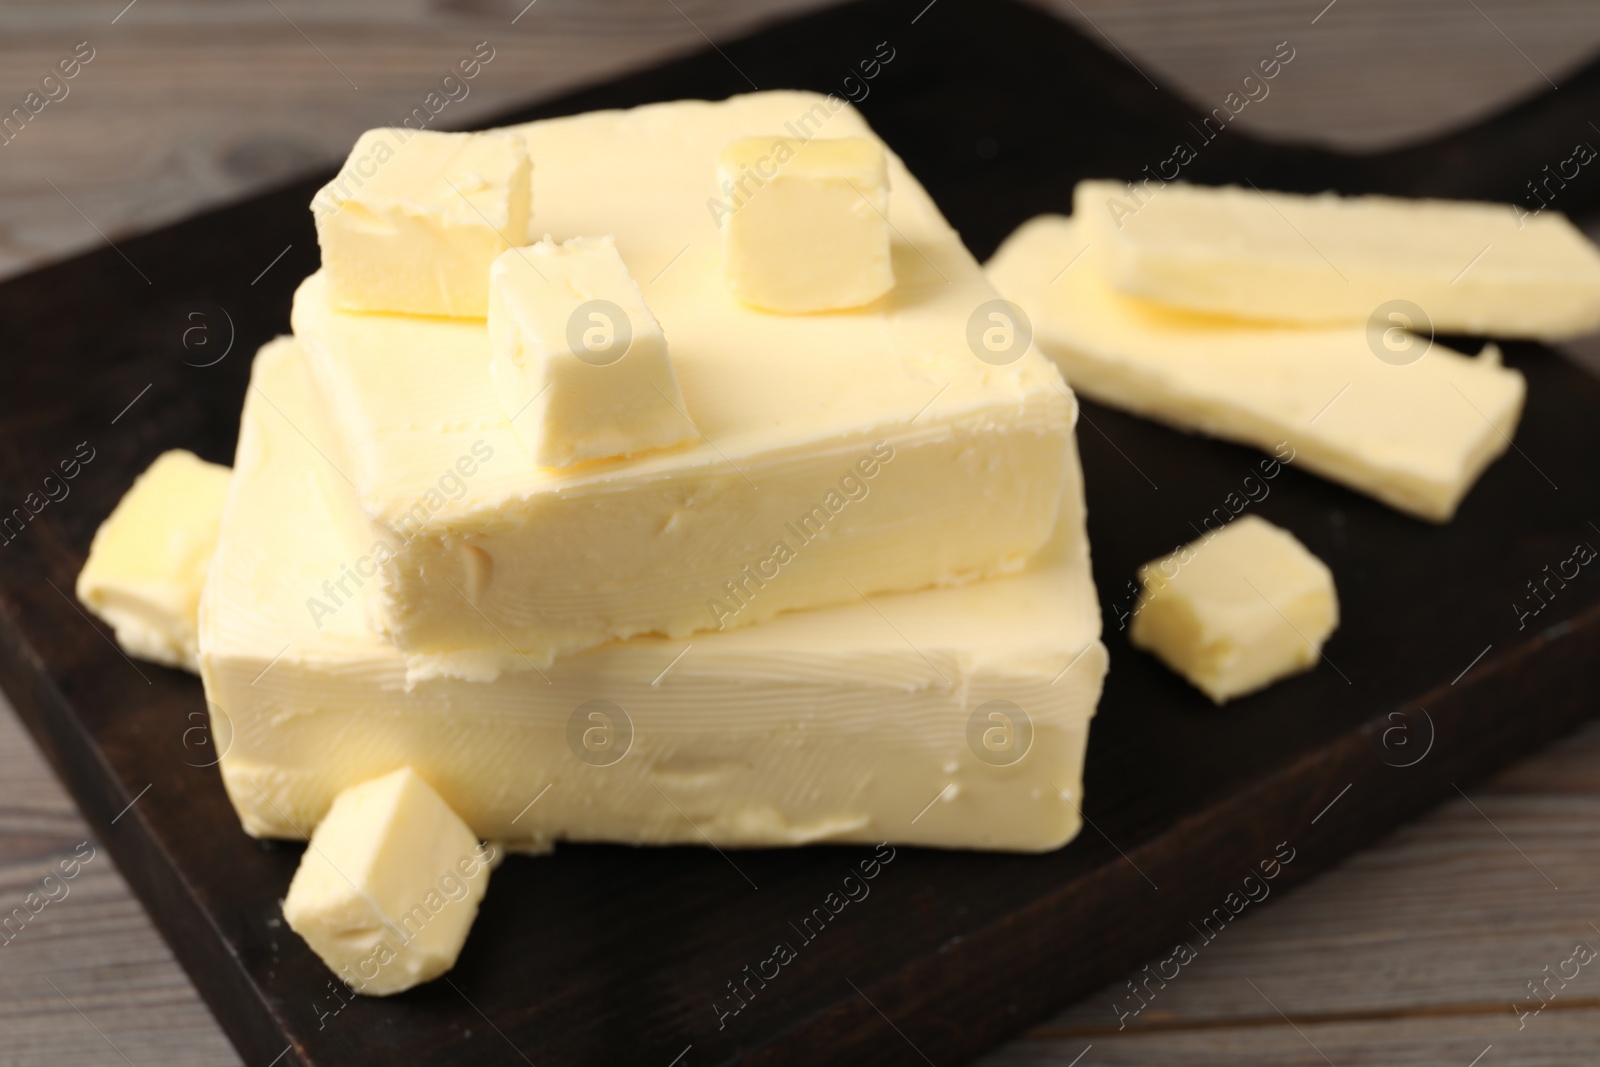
left=2, top=1, right=1600, bottom=1064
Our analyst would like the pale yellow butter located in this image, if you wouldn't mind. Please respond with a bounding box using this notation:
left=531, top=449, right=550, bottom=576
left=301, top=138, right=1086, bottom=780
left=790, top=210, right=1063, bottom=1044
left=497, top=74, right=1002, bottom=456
left=986, top=214, right=1526, bottom=522
left=199, top=337, right=1107, bottom=853
left=283, top=767, right=491, bottom=996
left=290, top=94, right=1076, bottom=676
left=1075, top=179, right=1600, bottom=339
left=313, top=128, right=531, bottom=318
left=717, top=136, right=894, bottom=312
left=487, top=236, right=694, bottom=466
left=1129, top=515, right=1338, bottom=703
left=76, top=449, right=230, bottom=672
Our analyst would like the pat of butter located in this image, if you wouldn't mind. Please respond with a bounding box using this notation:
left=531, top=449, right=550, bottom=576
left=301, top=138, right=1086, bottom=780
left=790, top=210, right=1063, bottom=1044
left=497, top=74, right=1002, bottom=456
left=1075, top=180, right=1600, bottom=339
left=986, top=214, right=1526, bottom=522
left=716, top=136, right=894, bottom=312
left=75, top=449, right=230, bottom=672
left=200, top=337, right=1107, bottom=853
left=1129, top=516, right=1338, bottom=703
left=487, top=236, right=694, bottom=466
left=313, top=128, right=531, bottom=318
left=283, top=767, right=491, bottom=996
left=290, top=93, right=1076, bottom=677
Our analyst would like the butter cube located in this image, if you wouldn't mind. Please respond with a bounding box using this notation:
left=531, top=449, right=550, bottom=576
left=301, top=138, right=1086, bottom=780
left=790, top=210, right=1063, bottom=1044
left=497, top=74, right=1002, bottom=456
left=488, top=237, right=694, bottom=466
left=1074, top=180, right=1600, bottom=340
left=717, top=136, right=894, bottom=312
left=75, top=449, right=230, bottom=672
left=313, top=128, right=531, bottom=318
left=1129, top=516, right=1338, bottom=703
left=283, top=767, right=491, bottom=996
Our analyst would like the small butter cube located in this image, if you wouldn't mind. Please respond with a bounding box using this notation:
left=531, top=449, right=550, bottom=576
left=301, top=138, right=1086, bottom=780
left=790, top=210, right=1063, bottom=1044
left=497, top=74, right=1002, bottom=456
left=717, top=136, right=894, bottom=312
left=488, top=236, right=694, bottom=466
left=283, top=767, right=491, bottom=997
left=313, top=128, right=531, bottom=318
left=75, top=449, right=230, bottom=672
left=1129, top=516, right=1338, bottom=704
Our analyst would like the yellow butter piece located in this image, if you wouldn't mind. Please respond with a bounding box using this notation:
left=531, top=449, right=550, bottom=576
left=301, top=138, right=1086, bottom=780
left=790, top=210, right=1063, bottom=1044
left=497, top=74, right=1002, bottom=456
left=1075, top=179, right=1600, bottom=339
left=716, top=135, right=894, bottom=312
left=987, top=214, right=1527, bottom=522
left=283, top=767, right=491, bottom=996
left=75, top=449, right=230, bottom=672
left=1129, top=515, right=1338, bottom=704
left=313, top=128, right=531, bottom=318
left=290, top=93, right=1076, bottom=677
left=487, top=236, right=694, bottom=466
left=200, top=337, right=1107, bottom=853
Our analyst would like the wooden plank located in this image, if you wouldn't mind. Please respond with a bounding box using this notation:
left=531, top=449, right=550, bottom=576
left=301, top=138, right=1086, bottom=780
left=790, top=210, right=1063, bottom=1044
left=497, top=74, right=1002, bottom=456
left=9, top=2, right=1600, bottom=1067
left=1040, top=765, right=1600, bottom=1028
left=989, top=1008, right=1600, bottom=1066
left=0, top=698, right=241, bottom=1067
left=6, top=0, right=1600, bottom=278
left=1037, top=0, right=1600, bottom=150
left=0, top=0, right=835, bottom=279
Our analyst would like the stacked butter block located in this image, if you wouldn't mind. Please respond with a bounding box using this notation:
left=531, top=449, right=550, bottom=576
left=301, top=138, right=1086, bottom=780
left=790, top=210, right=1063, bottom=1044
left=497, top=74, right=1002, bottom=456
left=208, top=92, right=1103, bottom=841
left=286, top=104, right=1083, bottom=680
left=67, top=92, right=1110, bottom=992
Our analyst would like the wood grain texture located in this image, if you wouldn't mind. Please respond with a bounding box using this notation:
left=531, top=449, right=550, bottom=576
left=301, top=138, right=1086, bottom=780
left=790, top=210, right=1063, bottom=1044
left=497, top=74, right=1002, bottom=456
left=0, top=700, right=240, bottom=1067
left=3, top=1, right=1600, bottom=1065
left=1038, top=0, right=1600, bottom=151
left=4, top=0, right=1600, bottom=280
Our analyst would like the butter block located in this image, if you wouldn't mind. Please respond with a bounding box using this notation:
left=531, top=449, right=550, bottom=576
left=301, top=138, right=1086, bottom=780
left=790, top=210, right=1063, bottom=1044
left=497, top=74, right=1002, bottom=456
left=716, top=136, right=894, bottom=312
left=487, top=236, right=694, bottom=466
left=987, top=215, right=1527, bottom=522
left=283, top=767, right=491, bottom=996
left=199, top=337, right=1107, bottom=853
left=1075, top=180, right=1600, bottom=339
left=1130, top=516, right=1338, bottom=703
left=291, top=93, right=1076, bottom=676
left=76, top=449, right=230, bottom=672
left=312, top=128, right=531, bottom=318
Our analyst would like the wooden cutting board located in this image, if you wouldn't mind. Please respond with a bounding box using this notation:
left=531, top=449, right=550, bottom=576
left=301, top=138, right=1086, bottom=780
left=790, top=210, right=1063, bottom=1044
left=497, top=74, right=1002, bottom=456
left=3, top=1, right=1599, bottom=1064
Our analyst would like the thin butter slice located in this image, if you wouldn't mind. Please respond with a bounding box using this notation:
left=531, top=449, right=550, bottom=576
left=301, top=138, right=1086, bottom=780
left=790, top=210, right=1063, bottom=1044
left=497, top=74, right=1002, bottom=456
left=1075, top=179, right=1600, bottom=339
left=987, top=214, right=1527, bottom=522
left=76, top=449, right=231, bottom=672
left=199, top=337, right=1107, bottom=854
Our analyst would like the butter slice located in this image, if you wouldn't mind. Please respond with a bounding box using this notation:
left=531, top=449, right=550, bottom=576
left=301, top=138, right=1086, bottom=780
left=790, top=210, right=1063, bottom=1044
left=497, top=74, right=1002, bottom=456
left=76, top=449, right=230, bottom=672
left=313, top=128, right=531, bottom=318
left=717, top=136, right=894, bottom=312
left=199, top=337, right=1107, bottom=853
left=987, top=215, right=1527, bottom=522
left=283, top=767, right=491, bottom=996
left=487, top=237, right=693, bottom=466
left=1130, top=516, right=1338, bottom=703
left=1075, top=180, right=1600, bottom=339
left=291, top=93, right=1075, bottom=676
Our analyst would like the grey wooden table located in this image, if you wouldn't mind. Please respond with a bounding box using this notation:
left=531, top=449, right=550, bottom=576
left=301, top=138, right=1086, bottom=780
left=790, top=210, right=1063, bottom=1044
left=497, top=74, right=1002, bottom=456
left=3, top=2, right=1600, bottom=1064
